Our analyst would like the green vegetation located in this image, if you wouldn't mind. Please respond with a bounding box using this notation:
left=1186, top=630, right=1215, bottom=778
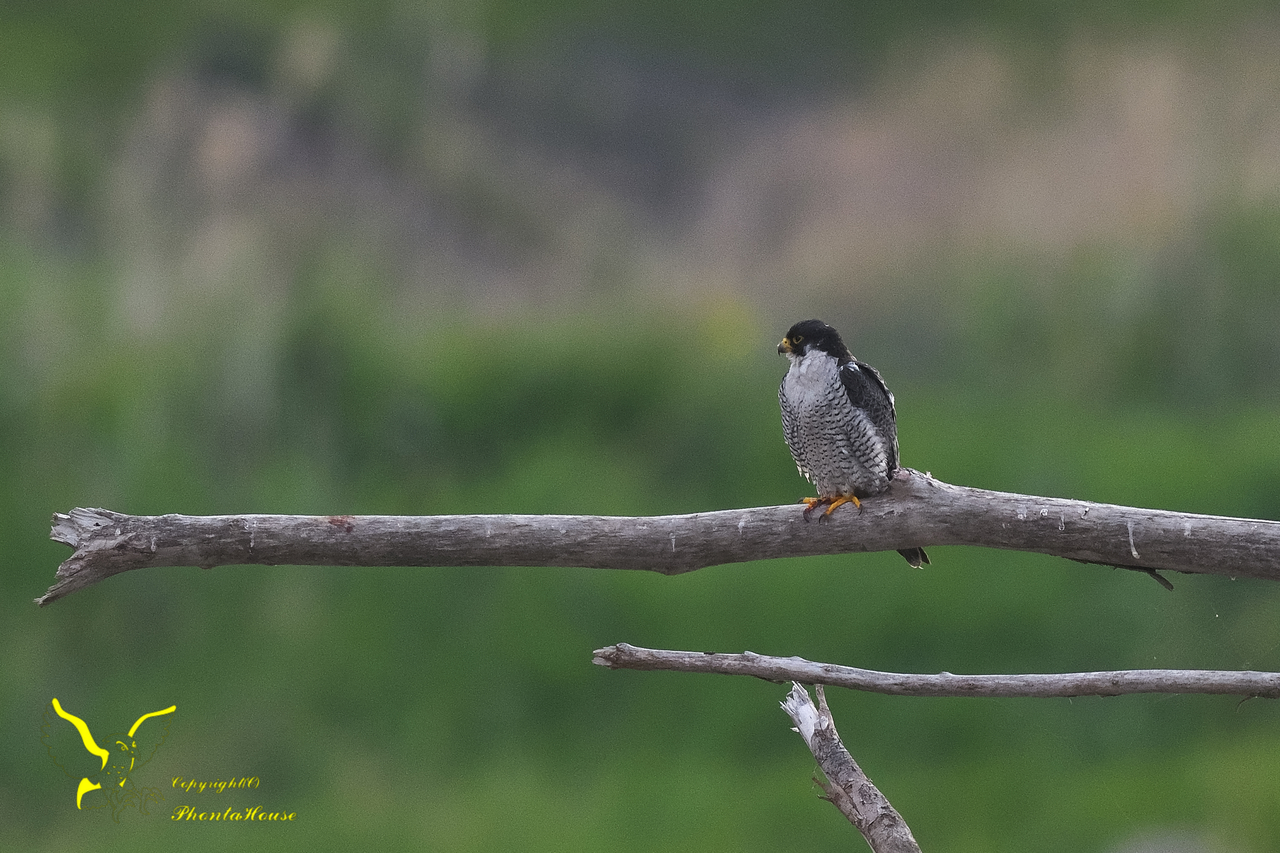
left=5, top=3, right=1280, bottom=852
left=8, top=280, right=1280, bottom=850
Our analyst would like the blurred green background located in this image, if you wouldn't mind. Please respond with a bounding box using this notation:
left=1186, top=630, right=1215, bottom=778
left=6, top=1, right=1280, bottom=851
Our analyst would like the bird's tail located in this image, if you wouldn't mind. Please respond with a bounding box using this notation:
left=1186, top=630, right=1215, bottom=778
left=897, top=547, right=929, bottom=568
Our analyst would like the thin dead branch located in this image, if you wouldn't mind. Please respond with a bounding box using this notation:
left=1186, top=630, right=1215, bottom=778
left=41, top=470, right=1280, bottom=604
left=781, top=683, right=921, bottom=853
left=592, top=644, right=1280, bottom=699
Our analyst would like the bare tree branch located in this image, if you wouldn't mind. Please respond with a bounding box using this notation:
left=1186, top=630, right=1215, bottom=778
left=592, top=644, right=1280, bottom=698
left=782, top=683, right=922, bottom=853
left=41, top=469, right=1280, bottom=605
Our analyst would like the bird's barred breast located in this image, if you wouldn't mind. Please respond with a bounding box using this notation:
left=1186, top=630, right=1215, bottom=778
left=781, top=353, right=891, bottom=497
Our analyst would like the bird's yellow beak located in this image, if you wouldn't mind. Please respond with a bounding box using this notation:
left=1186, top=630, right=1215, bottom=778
left=777, top=337, right=793, bottom=354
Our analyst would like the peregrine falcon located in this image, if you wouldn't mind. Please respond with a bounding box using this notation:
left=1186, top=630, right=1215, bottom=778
left=777, top=319, right=929, bottom=567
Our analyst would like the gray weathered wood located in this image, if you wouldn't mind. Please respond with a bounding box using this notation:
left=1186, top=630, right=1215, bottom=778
left=781, top=683, right=922, bottom=853
left=40, top=469, right=1280, bottom=605
left=592, top=643, right=1280, bottom=698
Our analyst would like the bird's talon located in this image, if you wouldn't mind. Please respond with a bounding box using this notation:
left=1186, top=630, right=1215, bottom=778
left=800, top=495, right=864, bottom=521
left=821, top=495, right=861, bottom=518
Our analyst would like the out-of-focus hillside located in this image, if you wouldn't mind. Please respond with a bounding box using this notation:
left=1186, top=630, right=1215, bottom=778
left=8, top=12, right=1280, bottom=405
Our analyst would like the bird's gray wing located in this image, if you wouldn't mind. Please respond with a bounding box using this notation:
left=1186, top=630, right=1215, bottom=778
left=839, top=360, right=900, bottom=471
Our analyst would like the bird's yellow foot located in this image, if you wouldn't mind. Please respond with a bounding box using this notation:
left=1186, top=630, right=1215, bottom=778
left=800, top=497, right=827, bottom=520
left=801, top=494, right=862, bottom=522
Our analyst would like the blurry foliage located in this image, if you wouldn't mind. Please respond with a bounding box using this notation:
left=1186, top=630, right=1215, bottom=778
left=5, top=0, right=1274, bottom=109
left=5, top=249, right=1280, bottom=851
left=4, top=3, right=1280, bottom=853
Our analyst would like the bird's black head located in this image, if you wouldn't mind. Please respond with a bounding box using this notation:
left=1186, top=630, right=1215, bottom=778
left=777, top=319, right=851, bottom=360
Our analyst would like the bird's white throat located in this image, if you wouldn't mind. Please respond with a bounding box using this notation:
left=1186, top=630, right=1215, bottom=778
left=782, top=349, right=841, bottom=407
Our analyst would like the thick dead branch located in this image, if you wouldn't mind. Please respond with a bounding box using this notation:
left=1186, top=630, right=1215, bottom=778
left=782, top=683, right=921, bottom=853
left=593, top=644, right=1280, bottom=698
left=41, top=469, right=1280, bottom=605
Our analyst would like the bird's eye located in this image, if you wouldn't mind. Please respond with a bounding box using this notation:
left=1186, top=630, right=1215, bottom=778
left=793, top=335, right=804, bottom=344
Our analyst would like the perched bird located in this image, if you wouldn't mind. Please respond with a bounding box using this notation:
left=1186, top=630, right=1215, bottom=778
left=777, top=319, right=929, bottom=567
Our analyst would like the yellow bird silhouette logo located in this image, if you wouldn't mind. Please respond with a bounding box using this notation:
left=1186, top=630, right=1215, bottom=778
left=42, top=698, right=175, bottom=821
